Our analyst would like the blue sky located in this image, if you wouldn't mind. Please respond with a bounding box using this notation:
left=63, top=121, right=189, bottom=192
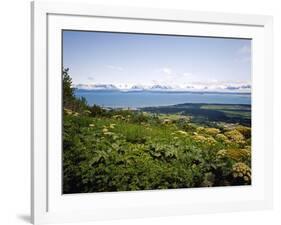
left=63, top=30, right=251, bottom=91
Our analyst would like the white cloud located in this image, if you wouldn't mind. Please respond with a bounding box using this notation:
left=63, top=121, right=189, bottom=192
left=183, top=72, right=192, bottom=77
left=74, top=80, right=251, bottom=93
left=106, top=65, right=124, bottom=71
left=237, top=45, right=251, bottom=55
left=240, top=56, right=251, bottom=62
left=154, top=69, right=201, bottom=88
left=234, top=44, right=252, bottom=63
left=160, top=67, right=172, bottom=75
left=188, top=80, right=251, bottom=92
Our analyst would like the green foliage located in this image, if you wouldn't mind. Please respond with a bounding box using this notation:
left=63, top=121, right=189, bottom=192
left=63, top=68, right=74, bottom=102
left=90, top=104, right=106, bottom=117
left=62, top=67, right=89, bottom=113
left=63, top=110, right=251, bottom=193
left=62, top=68, right=251, bottom=194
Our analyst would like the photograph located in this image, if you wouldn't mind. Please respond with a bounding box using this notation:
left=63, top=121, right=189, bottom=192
left=62, top=30, right=252, bottom=194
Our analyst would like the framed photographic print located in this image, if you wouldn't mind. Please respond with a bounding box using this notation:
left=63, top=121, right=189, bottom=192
left=31, top=1, right=273, bottom=224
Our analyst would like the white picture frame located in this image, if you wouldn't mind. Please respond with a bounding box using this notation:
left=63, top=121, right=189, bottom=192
left=31, top=1, right=273, bottom=224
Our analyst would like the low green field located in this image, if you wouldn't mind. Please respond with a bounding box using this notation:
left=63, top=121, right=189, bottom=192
left=142, top=103, right=251, bottom=126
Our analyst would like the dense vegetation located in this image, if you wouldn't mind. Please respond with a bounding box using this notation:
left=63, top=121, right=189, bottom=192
left=63, top=68, right=251, bottom=194
left=142, top=103, right=251, bottom=126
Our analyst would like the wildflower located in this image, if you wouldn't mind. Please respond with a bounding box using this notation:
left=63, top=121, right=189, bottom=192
left=102, top=128, right=108, bottom=133
left=224, top=129, right=245, bottom=144
left=225, top=148, right=250, bottom=161
left=215, top=133, right=229, bottom=142
left=235, top=125, right=251, bottom=139
left=243, top=146, right=251, bottom=157
left=193, top=135, right=207, bottom=143
left=109, top=124, right=116, bottom=129
left=83, top=110, right=91, bottom=115
left=204, top=128, right=220, bottom=136
left=64, top=108, right=73, bottom=115
left=206, top=136, right=217, bottom=145
left=162, top=119, right=172, bottom=125
left=216, top=149, right=227, bottom=158
left=232, top=162, right=251, bottom=183
left=112, top=115, right=125, bottom=120
left=196, top=127, right=205, bottom=133
left=176, top=130, right=188, bottom=135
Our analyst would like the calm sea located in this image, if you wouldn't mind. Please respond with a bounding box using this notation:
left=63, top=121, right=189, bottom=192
left=75, top=90, right=251, bottom=108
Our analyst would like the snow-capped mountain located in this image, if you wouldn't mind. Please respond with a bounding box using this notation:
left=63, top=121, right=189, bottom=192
left=150, top=85, right=172, bottom=90
left=73, top=83, right=251, bottom=93
left=74, top=84, right=118, bottom=90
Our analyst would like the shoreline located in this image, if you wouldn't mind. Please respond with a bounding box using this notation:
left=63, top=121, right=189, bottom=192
left=75, top=88, right=252, bottom=95
left=90, top=102, right=252, bottom=111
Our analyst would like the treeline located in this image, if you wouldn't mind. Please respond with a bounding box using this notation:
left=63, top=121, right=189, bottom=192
left=63, top=67, right=107, bottom=116
left=63, top=68, right=157, bottom=121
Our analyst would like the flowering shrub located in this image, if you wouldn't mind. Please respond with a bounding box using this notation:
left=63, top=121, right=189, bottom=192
left=175, top=130, right=188, bottom=135
left=204, top=128, right=221, bottom=136
left=162, top=119, right=172, bottom=125
left=223, top=148, right=250, bottom=162
left=64, top=108, right=73, bottom=115
left=193, top=134, right=207, bottom=143
left=224, top=129, right=245, bottom=144
left=196, top=127, right=205, bottom=133
left=63, top=112, right=251, bottom=193
left=193, top=134, right=217, bottom=146
left=232, top=162, right=251, bottom=184
left=236, top=125, right=251, bottom=139
left=216, top=149, right=227, bottom=158
left=215, top=133, right=229, bottom=143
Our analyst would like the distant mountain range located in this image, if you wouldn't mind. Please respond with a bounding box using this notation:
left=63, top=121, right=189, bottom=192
left=73, top=83, right=251, bottom=93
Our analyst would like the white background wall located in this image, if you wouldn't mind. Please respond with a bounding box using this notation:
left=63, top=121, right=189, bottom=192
left=0, top=0, right=280, bottom=224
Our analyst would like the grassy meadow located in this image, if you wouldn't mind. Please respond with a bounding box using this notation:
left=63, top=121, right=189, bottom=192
left=63, top=69, right=251, bottom=194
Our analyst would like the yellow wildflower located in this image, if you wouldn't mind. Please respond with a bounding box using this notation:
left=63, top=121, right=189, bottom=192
left=232, top=162, right=251, bottom=183
left=226, top=148, right=250, bottom=161
left=196, top=127, right=205, bottom=133
left=217, top=149, right=227, bottom=158
left=162, top=119, right=172, bottom=125
left=193, top=135, right=207, bottom=143
left=215, top=133, right=229, bottom=142
left=109, top=124, right=116, bottom=129
left=235, top=125, right=251, bottom=139
left=176, top=130, right=188, bottom=135
left=204, top=128, right=220, bottom=136
left=64, top=108, right=73, bottom=115
left=224, top=129, right=245, bottom=144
